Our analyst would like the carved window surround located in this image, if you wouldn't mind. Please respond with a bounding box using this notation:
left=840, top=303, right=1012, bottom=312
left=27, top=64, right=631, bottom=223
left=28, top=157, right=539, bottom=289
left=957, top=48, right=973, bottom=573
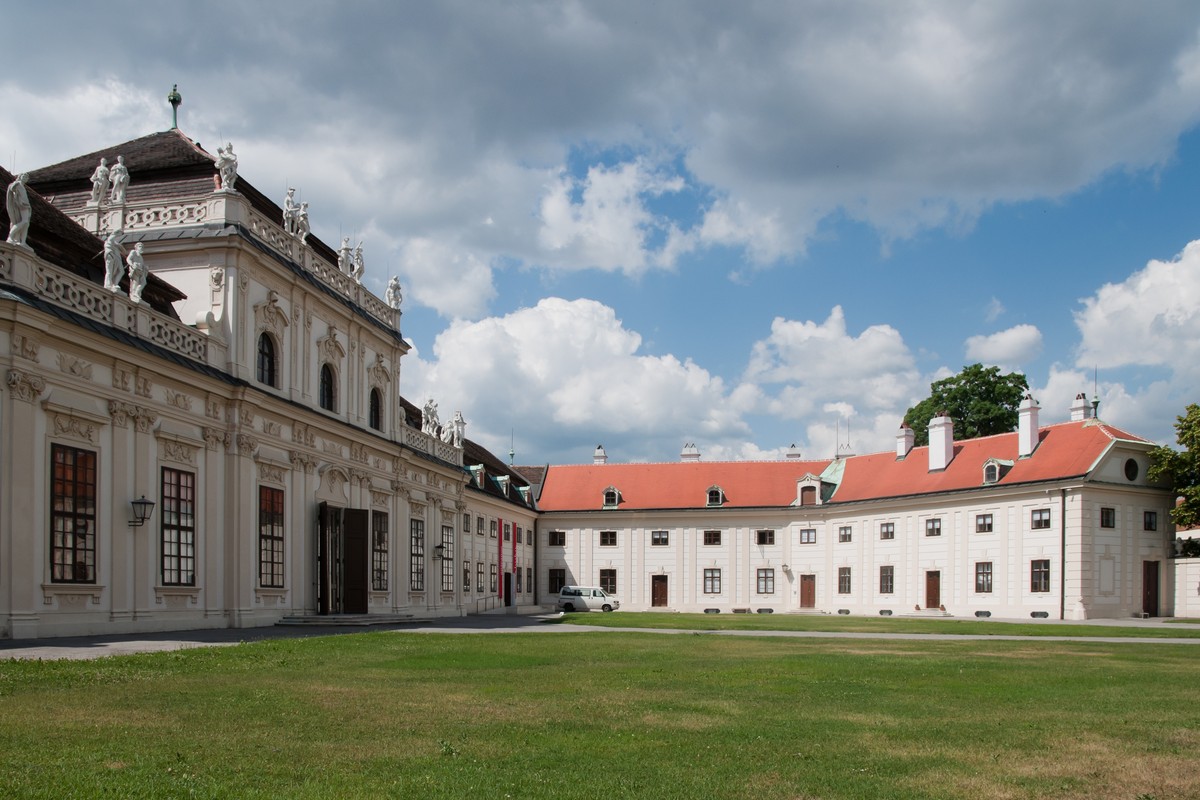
left=154, top=586, right=201, bottom=608
left=42, top=583, right=105, bottom=606
left=254, top=587, right=289, bottom=606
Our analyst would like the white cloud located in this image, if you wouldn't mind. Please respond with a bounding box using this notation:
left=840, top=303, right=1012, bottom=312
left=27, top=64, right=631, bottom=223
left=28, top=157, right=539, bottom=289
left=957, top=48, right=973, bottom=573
left=408, top=298, right=753, bottom=463
left=985, top=297, right=1005, bottom=323
left=1075, top=239, right=1200, bottom=371
left=964, top=324, right=1043, bottom=367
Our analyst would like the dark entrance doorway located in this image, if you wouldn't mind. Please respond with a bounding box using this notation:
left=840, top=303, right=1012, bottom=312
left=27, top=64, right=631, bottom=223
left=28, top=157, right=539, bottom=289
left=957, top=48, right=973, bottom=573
left=651, top=574, right=668, bottom=607
left=800, top=574, right=816, bottom=608
left=925, top=571, right=941, bottom=609
left=1142, top=561, right=1160, bottom=617
left=318, top=503, right=369, bottom=615
left=504, top=572, right=514, bottom=606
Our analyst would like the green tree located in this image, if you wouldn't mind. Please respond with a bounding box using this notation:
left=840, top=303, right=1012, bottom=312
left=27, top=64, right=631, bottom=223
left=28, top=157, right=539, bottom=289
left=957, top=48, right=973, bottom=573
left=1148, top=403, right=1200, bottom=532
left=902, top=364, right=1030, bottom=447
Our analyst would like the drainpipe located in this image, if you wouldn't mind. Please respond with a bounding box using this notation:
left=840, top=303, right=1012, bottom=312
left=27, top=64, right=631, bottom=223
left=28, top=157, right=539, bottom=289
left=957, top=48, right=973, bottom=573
left=1060, top=488, right=1067, bottom=620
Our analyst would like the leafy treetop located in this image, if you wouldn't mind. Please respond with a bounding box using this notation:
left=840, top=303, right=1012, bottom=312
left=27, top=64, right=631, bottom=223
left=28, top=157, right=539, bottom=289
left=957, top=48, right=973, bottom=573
left=902, top=364, right=1030, bottom=447
left=1148, top=403, right=1200, bottom=532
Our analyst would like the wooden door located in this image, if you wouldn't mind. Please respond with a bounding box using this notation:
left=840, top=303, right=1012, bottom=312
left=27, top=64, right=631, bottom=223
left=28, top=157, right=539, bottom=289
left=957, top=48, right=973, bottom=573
left=651, top=574, right=668, bottom=607
left=1142, top=561, right=1160, bottom=617
left=925, top=571, right=941, bottom=609
left=342, top=509, right=369, bottom=614
left=800, top=574, right=816, bottom=608
left=317, top=502, right=339, bottom=615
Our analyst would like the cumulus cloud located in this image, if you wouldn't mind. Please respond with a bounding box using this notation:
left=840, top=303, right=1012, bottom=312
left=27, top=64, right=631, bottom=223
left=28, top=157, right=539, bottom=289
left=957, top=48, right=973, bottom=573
left=964, top=324, right=1044, bottom=367
left=407, top=298, right=753, bottom=463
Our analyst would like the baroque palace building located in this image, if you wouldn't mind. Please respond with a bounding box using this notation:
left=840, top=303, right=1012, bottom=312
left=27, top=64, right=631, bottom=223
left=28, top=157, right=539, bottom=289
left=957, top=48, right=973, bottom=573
left=1, top=128, right=535, bottom=640
left=0, top=121, right=1184, bottom=640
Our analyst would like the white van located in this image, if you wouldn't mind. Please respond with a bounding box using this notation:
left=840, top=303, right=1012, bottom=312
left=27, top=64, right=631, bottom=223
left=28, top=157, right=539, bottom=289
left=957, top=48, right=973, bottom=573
left=557, top=585, right=620, bottom=612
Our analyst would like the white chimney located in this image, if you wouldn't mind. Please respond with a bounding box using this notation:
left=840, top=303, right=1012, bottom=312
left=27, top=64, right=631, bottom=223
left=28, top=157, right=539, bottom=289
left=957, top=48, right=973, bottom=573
left=1018, top=393, right=1040, bottom=458
left=681, top=442, right=701, bottom=462
left=928, top=412, right=954, bottom=471
left=1070, top=392, right=1090, bottom=421
left=593, top=445, right=607, bottom=465
left=785, top=444, right=803, bottom=460
left=896, top=424, right=915, bottom=459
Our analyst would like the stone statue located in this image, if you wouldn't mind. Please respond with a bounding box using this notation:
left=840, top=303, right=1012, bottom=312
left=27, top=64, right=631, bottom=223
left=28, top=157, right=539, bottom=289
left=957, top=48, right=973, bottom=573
left=352, top=242, right=365, bottom=283
left=89, top=158, right=110, bottom=205
left=126, top=242, right=148, bottom=304
left=215, top=143, right=238, bottom=191
left=108, top=156, right=129, bottom=204
left=5, top=173, right=31, bottom=247
left=296, top=202, right=310, bottom=244
left=450, top=411, right=466, bottom=448
left=283, top=187, right=297, bottom=234
left=385, top=276, right=403, bottom=309
left=422, top=398, right=440, bottom=436
left=337, top=237, right=352, bottom=273
left=103, top=229, right=125, bottom=292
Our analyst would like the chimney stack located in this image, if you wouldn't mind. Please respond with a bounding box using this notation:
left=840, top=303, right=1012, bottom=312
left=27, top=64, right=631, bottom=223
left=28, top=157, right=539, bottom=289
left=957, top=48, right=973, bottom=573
left=896, top=423, right=915, bottom=459
left=785, top=444, right=803, bottom=460
left=928, top=412, right=954, bottom=471
left=1070, top=392, right=1091, bottom=421
left=681, top=442, right=701, bottom=462
left=593, top=445, right=607, bottom=465
left=1018, top=393, right=1040, bottom=458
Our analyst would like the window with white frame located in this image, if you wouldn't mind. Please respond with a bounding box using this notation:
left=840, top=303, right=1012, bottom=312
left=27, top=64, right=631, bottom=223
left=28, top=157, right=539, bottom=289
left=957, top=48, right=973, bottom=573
left=651, top=530, right=669, bottom=546
left=1031, top=508, right=1051, bottom=530
left=879, top=522, right=895, bottom=540
left=879, top=565, right=894, bottom=594
left=925, top=518, right=942, bottom=537
left=975, top=562, right=993, bottom=593
left=838, top=526, right=852, bottom=543
left=800, top=528, right=816, bottom=544
left=757, top=568, right=775, bottom=594
left=703, top=568, right=721, bottom=594
left=976, top=514, right=993, bottom=533
left=838, top=567, right=852, bottom=594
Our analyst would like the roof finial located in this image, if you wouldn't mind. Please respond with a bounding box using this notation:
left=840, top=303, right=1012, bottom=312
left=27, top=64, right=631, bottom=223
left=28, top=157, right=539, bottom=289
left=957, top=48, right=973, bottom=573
left=167, top=84, right=182, bottom=130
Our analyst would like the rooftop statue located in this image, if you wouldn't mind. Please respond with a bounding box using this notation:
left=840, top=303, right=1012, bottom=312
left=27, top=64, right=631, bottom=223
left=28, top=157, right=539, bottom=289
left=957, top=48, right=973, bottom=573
left=385, top=276, right=403, bottom=309
left=126, top=242, right=148, bottom=304
left=5, top=173, right=31, bottom=247
left=352, top=242, right=365, bottom=283
left=296, top=202, right=310, bottom=244
left=108, top=156, right=129, bottom=204
left=103, top=229, right=125, bottom=293
left=337, top=237, right=352, bottom=274
left=88, top=158, right=110, bottom=206
left=215, top=142, right=238, bottom=191
left=283, top=187, right=297, bottom=234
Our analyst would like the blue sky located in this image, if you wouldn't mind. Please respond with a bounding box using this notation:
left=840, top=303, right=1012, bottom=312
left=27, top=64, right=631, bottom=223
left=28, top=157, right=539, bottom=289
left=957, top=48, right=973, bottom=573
left=5, top=2, right=1200, bottom=465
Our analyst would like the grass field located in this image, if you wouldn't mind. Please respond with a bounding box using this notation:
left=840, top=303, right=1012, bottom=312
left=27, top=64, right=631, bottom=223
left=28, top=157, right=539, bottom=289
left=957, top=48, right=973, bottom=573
left=2, top=630, right=1198, bottom=799
left=554, top=610, right=1200, bottom=637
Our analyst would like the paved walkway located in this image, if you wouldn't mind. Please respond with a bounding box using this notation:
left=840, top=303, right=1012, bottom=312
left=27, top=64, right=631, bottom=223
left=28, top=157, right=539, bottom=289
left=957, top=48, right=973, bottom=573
left=3, top=614, right=1199, bottom=661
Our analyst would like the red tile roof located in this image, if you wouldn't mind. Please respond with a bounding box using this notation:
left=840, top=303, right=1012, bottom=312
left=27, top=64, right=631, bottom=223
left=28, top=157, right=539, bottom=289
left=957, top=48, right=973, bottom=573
left=536, top=420, right=1151, bottom=511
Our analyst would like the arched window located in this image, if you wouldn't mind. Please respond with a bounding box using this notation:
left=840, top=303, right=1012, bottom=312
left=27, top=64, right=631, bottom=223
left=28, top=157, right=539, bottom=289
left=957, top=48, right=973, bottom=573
left=257, top=333, right=277, bottom=387
left=369, top=388, right=383, bottom=431
left=319, top=364, right=336, bottom=411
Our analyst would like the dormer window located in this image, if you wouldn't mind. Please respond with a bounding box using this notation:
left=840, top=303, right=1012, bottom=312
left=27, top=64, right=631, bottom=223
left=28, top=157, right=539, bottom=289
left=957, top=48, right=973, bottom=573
left=706, top=486, right=724, bottom=507
left=982, top=458, right=1013, bottom=486
left=602, top=487, right=620, bottom=509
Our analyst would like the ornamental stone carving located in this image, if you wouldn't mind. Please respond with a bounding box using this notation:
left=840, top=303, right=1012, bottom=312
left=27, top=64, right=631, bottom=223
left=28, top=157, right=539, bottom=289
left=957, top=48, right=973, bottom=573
left=368, top=354, right=390, bottom=389
left=135, top=376, right=153, bottom=398
left=257, top=461, right=286, bottom=483
left=165, top=389, right=191, bottom=411
left=161, top=440, right=198, bottom=465
left=113, top=368, right=132, bottom=392
left=254, top=290, right=290, bottom=336
left=350, top=442, right=369, bottom=464
left=11, top=334, right=39, bottom=361
left=291, top=421, right=316, bottom=448
left=206, top=397, right=223, bottom=420
left=349, top=468, right=369, bottom=486
left=210, top=267, right=225, bottom=290
left=6, top=369, right=45, bottom=402
left=236, top=434, right=259, bottom=456
left=261, top=419, right=281, bottom=437
left=108, top=400, right=136, bottom=427
left=318, top=327, right=346, bottom=363
left=56, top=354, right=93, bottom=380
left=133, top=408, right=157, bottom=433
left=203, top=427, right=230, bottom=451
left=288, top=450, right=317, bottom=474
left=371, top=491, right=389, bottom=508
left=53, top=413, right=97, bottom=444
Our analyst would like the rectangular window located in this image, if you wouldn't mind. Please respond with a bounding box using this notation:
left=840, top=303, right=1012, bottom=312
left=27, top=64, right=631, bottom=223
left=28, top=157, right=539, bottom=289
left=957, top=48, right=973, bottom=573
left=476, top=562, right=484, bottom=594
left=975, top=562, right=993, bottom=593
left=756, top=530, right=775, bottom=545
left=371, top=511, right=389, bottom=591
left=526, top=567, right=533, bottom=594
left=1031, top=508, right=1051, bottom=529
left=757, top=568, right=775, bottom=594
left=490, top=519, right=497, bottom=538
left=703, top=530, right=721, bottom=546
left=838, top=567, right=852, bottom=594
left=925, top=518, right=942, bottom=537
left=503, top=522, right=511, bottom=542
left=703, top=568, right=721, bottom=594
left=409, top=519, right=425, bottom=591
left=50, top=444, right=97, bottom=584
left=1031, top=559, right=1050, bottom=593
left=599, top=569, right=617, bottom=594
left=1144, top=511, right=1158, bottom=531
left=258, top=486, right=285, bottom=588
left=548, top=568, right=566, bottom=594
left=477, top=515, right=484, bottom=536
left=160, top=467, right=196, bottom=587
left=600, top=530, right=617, bottom=547
left=1100, top=507, right=1116, bottom=528
left=838, top=526, right=852, bottom=543
left=462, top=512, right=470, bottom=534
left=516, top=526, right=523, bottom=544
left=516, top=567, right=522, bottom=593
left=651, top=530, right=669, bottom=546
left=879, top=565, right=894, bottom=594
left=548, top=530, right=566, bottom=546
left=489, top=563, right=497, bottom=593
left=975, top=514, right=993, bottom=533
left=462, top=560, right=470, bottom=592
left=879, top=522, right=895, bottom=540
left=800, top=528, right=816, bottom=544
left=441, top=525, right=454, bottom=592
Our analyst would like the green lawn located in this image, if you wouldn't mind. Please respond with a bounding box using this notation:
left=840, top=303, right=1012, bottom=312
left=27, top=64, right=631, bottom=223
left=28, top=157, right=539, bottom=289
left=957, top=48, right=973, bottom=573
left=2, top=631, right=1197, bottom=799
left=556, top=610, right=1200, bottom=637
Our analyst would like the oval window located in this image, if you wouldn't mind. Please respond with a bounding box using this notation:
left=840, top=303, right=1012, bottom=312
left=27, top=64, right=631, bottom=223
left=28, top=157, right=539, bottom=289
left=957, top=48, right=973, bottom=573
left=1124, top=458, right=1139, bottom=481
